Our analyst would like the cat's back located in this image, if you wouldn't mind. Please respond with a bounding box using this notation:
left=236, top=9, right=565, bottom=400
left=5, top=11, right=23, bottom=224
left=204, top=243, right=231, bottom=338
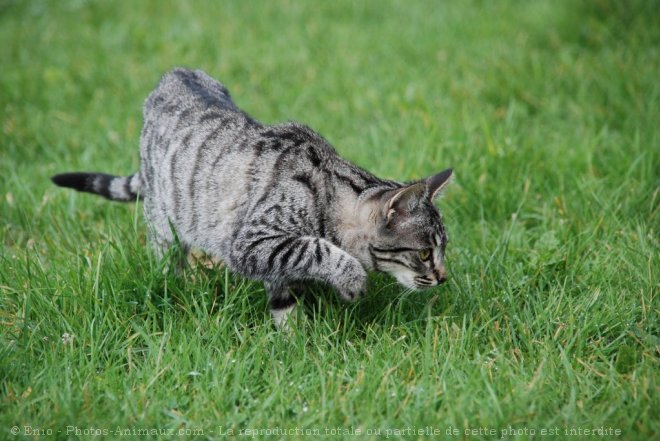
left=144, top=67, right=239, bottom=119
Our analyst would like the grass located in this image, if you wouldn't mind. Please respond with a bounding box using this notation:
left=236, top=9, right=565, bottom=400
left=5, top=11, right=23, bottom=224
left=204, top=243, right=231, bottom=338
left=1, top=0, right=658, bottom=439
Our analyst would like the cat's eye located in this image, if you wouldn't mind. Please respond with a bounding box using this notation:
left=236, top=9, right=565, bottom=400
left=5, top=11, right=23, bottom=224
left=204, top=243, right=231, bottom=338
left=419, top=249, right=431, bottom=261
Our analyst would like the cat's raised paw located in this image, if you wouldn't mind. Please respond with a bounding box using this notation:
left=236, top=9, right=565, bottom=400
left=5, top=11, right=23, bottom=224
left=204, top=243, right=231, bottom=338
left=337, top=260, right=367, bottom=302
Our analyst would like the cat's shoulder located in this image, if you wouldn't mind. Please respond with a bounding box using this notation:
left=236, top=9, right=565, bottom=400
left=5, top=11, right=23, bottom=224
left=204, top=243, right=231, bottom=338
left=262, top=122, right=331, bottom=149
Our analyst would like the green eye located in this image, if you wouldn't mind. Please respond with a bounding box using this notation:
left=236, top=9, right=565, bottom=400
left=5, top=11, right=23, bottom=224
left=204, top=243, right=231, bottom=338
left=419, top=249, right=431, bottom=261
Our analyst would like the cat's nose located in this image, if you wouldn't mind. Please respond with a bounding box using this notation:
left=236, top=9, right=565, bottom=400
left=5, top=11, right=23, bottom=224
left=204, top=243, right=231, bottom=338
left=435, top=266, right=447, bottom=284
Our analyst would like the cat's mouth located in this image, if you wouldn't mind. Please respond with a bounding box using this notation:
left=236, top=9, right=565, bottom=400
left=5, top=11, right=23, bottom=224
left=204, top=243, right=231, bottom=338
left=392, top=272, right=446, bottom=291
left=413, top=275, right=438, bottom=290
left=414, top=276, right=447, bottom=290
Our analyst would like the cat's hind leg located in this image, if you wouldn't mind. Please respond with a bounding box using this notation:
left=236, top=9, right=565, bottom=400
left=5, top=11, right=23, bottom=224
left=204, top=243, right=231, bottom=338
left=144, top=209, right=189, bottom=274
left=148, top=229, right=190, bottom=274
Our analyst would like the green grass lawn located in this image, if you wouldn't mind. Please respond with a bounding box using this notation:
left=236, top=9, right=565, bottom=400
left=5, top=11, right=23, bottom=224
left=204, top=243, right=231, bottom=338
left=1, top=0, right=658, bottom=439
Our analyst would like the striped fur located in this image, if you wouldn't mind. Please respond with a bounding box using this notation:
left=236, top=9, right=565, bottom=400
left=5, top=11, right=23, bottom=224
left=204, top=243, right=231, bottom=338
left=51, top=172, right=141, bottom=201
left=52, top=68, right=453, bottom=327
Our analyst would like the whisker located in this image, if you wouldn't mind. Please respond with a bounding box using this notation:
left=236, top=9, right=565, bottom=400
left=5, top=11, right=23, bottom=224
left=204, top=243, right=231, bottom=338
left=401, top=287, right=415, bottom=296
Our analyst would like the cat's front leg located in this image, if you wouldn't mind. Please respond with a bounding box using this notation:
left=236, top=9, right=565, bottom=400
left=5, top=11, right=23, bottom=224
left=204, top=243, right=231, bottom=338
left=282, top=236, right=367, bottom=301
left=233, top=235, right=367, bottom=305
left=325, top=248, right=368, bottom=302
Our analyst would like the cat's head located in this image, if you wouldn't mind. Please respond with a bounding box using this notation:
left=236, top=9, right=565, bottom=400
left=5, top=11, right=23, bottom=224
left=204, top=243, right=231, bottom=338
left=368, top=168, right=453, bottom=290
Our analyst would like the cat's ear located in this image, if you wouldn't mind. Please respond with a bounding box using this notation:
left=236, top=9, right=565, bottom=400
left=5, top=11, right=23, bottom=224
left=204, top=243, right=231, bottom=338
left=384, top=182, right=426, bottom=223
left=426, top=168, right=453, bottom=200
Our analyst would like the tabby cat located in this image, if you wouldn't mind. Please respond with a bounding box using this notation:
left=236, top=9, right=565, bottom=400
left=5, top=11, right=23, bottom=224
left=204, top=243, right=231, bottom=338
left=52, top=68, right=453, bottom=327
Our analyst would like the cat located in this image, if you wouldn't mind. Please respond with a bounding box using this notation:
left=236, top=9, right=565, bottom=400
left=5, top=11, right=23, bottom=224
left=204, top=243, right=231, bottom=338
left=52, top=68, right=453, bottom=328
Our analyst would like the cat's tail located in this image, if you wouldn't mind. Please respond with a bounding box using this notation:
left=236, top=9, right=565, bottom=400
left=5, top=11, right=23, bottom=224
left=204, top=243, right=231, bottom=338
left=51, top=172, right=141, bottom=202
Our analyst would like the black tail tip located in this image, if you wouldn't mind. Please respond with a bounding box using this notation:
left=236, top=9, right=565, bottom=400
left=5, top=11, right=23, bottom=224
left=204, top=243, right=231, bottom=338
left=51, top=172, right=90, bottom=191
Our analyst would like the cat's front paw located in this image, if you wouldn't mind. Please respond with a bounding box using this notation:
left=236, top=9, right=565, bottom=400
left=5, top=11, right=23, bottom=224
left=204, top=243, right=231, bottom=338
left=337, top=259, right=367, bottom=302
